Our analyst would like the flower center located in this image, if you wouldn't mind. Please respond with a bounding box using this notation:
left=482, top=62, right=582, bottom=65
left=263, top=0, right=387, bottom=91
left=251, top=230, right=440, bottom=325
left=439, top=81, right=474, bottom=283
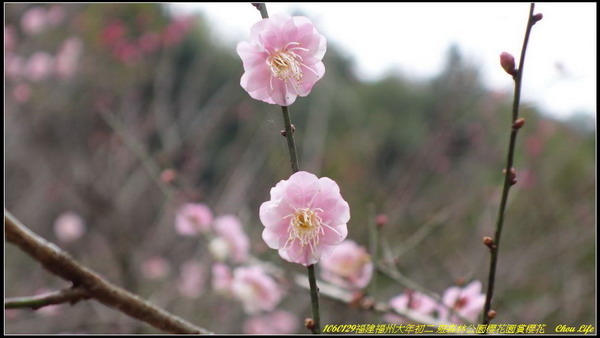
left=265, top=42, right=311, bottom=93
left=454, top=296, right=468, bottom=310
left=285, top=207, right=324, bottom=254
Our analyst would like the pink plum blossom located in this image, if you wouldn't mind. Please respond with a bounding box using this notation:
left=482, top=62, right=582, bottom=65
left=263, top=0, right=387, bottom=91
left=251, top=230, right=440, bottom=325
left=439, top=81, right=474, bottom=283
left=231, top=265, right=282, bottom=315
left=211, top=263, right=233, bottom=296
left=209, top=215, right=249, bottom=263
left=243, top=310, right=298, bottom=334
left=320, top=239, right=373, bottom=290
left=237, top=13, right=326, bottom=106
left=141, top=256, right=171, bottom=280
left=26, top=52, right=54, bottom=82
left=5, top=25, right=16, bottom=51
left=390, top=290, right=438, bottom=317
left=21, top=7, right=47, bottom=36
left=55, top=37, right=83, bottom=79
left=175, top=203, right=213, bottom=236
left=439, top=280, right=486, bottom=323
left=260, top=171, right=349, bottom=266
left=176, top=260, right=205, bottom=298
left=53, top=211, right=85, bottom=242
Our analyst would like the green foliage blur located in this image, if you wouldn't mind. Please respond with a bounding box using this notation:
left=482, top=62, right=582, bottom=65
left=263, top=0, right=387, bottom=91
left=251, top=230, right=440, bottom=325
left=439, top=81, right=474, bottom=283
left=5, top=3, right=595, bottom=334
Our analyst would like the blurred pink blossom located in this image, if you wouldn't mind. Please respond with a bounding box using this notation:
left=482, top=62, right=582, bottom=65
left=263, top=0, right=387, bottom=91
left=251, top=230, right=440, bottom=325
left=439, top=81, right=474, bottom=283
left=209, top=215, right=249, bottom=263
left=21, top=7, right=47, bottom=35
left=320, top=239, right=373, bottom=290
left=26, top=51, right=54, bottom=82
left=260, top=171, right=349, bottom=266
left=175, top=203, right=213, bottom=236
left=53, top=211, right=85, bottom=242
left=389, top=290, right=438, bottom=317
left=46, top=5, right=66, bottom=26
left=101, top=20, right=126, bottom=47
left=5, top=25, right=16, bottom=51
left=439, top=280, right=486, bottom=323
left=211, top=263, right=233, bottom=296
left=243, top=310, right=299, bottom=334
left=162, top=16, right=193, bottom=47
left=231, top=266, right=282, bottom=315
left=237, top=14, right=327, bottom=106
left=141, top=256, right=171, bottom=280
left=6, top=54, right=25, bottom=79
left=12, top=83, right=31, bottom=103
left=176, top=260, right=205, bottom=298
left=55, top=37, right=83, bottom=79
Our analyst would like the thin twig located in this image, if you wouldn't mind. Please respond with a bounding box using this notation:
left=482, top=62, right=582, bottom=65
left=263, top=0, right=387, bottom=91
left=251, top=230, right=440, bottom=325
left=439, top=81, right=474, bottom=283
left=5, top=287, right=90, bottom=310
left=4, top=210, right=211, bottom=334
left=482, top=2, right=539, bottom=324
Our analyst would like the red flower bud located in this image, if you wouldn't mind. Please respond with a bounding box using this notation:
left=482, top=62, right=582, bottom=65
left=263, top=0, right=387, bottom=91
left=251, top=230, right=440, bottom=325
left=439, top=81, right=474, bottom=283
left=533, top=13, right=543, bottom=24
left=500, top=52, right=517, bottom=76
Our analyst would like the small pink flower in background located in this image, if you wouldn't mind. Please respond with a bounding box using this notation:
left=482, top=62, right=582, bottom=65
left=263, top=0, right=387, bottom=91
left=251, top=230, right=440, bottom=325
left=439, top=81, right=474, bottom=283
left=141, top=256, right=171, bottom=280
left=175, top=203, right=213, bottom=236
left=320, top=240, right=373, bottom=290
left=160, top=168, right=177, bottom=183
left=101, top=20, right=126, bottom=47
left=211, top=263, right=233, bottom=295
left=55, top=37, right=83, bottom=79
left=391, top=290, right=438, bottom=315
left=260, top=171, right=349, bottom=266
left=21, top=7, right=47, bottom=36
left=162, top=16, right=194, bottom=47
left=237, top=13, right=327, bottom=106
left=176, top=260, right=205, bottom=298
left=439, top=280, right=486, bottom=323
left=26, top=51, right=54, bottom=82
left=231, top=265, right=282, bottom=314
left=12, top=83, right=32, bottom=103
left=209, top=215, right=249, bottom=263
left=243, top=310, right=298, bottom=334
left=54, top=211, right=85, bottom=243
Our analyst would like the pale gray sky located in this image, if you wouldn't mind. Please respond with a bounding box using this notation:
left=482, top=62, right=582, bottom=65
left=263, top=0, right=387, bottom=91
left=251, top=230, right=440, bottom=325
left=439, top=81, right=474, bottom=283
left=170, top=3, right=596, bottom=120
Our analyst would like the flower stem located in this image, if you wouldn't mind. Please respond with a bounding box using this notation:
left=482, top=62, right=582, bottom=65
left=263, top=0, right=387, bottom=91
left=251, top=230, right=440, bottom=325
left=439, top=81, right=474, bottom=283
left=281, top=106, right=300, bottom=173
left=482, top=3, right=538, bottom=325
left=307, top=264, right=321, bottom=334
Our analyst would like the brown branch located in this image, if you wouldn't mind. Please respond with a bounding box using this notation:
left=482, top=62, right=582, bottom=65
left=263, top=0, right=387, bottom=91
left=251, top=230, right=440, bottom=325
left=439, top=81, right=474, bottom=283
left=5, top=287, right=91, bottom=310
left=4, top=210, right=211, bottom=334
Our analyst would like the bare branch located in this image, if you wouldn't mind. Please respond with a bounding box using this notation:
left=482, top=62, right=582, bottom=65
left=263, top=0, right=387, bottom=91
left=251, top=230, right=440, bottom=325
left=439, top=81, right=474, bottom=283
left=5, top=287, right=90, bottom=310
left=4, top=210, right=211, bottom=334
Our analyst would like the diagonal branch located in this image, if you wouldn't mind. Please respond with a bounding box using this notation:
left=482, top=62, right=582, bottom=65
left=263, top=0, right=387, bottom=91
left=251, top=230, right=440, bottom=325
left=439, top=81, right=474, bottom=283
left=4, top=210, right=211, bottom=334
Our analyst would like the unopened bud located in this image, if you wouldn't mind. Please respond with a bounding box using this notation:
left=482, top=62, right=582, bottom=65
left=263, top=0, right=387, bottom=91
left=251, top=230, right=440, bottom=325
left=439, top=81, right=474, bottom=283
left=455, top=277, right=466, bottom=286
left=304, top=318, right=315, bottom=330
left=487, top=310, right=497, bottom=320
left=500, top=52, right=517, bottom=76
left=375, top=214, right=388, bottom=228
left=503, top=167, right=518, bottom=185
left=512, top=118, right=526, bottom=130
left=280, top=124, right=296, bottom=137
left=483, top=236, right=495, bottom=248
left=532, top=13, right=543, bottom=24
left=160, top=169, right=176, bottom=183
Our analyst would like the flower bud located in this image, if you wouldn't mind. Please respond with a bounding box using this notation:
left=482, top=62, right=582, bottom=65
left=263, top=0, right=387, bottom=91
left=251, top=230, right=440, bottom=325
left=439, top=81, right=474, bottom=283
left=512, top=118, right=526, bottom=131
left=532, top=13, right=543, bottom=24
left=500, top=52, right=517, bottom=76
left=487, top=309, right=497, bottom=320
left=304, top=318, right=315, bottom=331
left=375, top=214, right=388, bottom=228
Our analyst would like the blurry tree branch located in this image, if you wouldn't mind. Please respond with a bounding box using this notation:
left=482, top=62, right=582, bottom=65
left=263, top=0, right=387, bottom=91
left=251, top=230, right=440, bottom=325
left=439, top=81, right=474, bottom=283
left=4, top=210, right=211, bottom=334
left=5, top=287, right=90, bottom=310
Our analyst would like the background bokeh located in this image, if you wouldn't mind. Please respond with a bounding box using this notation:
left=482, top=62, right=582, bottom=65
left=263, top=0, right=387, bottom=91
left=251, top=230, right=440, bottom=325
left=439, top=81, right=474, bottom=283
left=4, top=3, right=596, bottom=334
